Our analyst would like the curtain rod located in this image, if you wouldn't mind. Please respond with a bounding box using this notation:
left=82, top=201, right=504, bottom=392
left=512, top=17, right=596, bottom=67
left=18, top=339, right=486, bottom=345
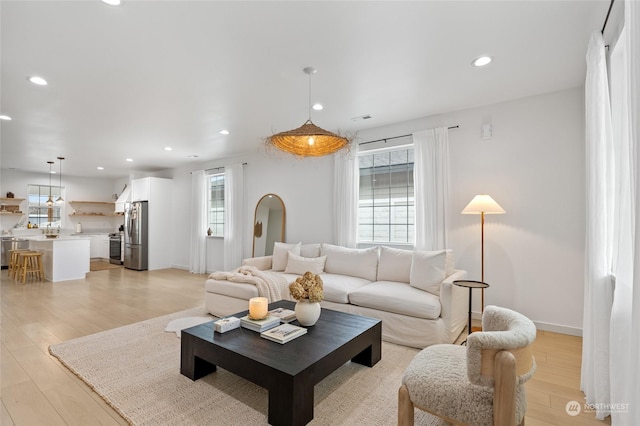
left=190, top=162, right=247, bottom=174
left=359, top=125, right=459, bottom=146
left=601, top=0, right=615, bottom=34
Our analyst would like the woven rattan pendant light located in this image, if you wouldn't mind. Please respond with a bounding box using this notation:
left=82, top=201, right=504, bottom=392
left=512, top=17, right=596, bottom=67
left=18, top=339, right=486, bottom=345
left=266, top=67, right=348, bottom=157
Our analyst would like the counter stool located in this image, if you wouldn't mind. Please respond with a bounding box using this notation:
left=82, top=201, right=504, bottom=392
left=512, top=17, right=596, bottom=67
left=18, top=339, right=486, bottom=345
left=8, top=249, right=32, bottom=279
left=17, top=251, right=45, bottom=284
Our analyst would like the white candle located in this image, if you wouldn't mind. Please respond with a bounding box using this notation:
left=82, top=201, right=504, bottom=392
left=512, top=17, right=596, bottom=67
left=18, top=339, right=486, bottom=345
left=249, top=297, right=268, bottom=319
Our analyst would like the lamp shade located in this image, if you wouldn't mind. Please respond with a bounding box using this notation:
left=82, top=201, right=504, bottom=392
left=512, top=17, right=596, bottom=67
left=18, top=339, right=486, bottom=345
left=461, top=194, right=505, bottom=214
left=266, top=120, right=349, bottom=157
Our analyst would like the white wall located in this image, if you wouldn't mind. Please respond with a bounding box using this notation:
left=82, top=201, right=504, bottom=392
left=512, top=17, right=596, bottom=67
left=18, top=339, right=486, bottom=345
left=169, top=151, right=334, bottom=272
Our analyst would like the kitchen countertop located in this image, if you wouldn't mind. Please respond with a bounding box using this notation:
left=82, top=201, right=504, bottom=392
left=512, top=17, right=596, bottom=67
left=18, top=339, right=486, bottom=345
left=23, top=235, right=91, bottom=241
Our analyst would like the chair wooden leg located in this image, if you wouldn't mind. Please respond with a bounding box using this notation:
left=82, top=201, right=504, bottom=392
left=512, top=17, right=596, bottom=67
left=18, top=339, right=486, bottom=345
left=494, top=350, right=517, bottom=426
left=20, top=256, right=28, bottom=284
left=398, top=384, right=415, bottom=426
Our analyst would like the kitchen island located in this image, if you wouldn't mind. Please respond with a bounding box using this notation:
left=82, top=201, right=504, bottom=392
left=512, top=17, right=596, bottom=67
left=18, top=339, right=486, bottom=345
left=27, top=236, right=90, bottom=282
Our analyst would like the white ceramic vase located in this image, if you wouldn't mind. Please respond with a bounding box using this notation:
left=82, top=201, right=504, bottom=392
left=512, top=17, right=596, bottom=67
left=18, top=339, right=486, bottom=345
left=295, top=299, right=321, bottom=326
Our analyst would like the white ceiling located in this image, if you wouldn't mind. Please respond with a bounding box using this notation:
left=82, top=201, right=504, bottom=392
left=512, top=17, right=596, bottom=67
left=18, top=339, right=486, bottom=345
left=1, top=0, right=609, bottom=179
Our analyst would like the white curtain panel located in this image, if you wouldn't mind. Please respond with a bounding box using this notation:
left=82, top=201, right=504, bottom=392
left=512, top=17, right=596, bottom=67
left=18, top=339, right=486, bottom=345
left=333, top=144, right=359, bottom=248
left=609, top=28, right=634, bottom=426
left=627, top=0, right=640, bottom=419
left=413, top=127, right=450, bottom=251
left=223, top=163, right=244, bottom=271
left=581, top=30, right=615, bottom=420
left=611, top=1, right=640, bottom=423
left=189, top=170, right=207, bottom=274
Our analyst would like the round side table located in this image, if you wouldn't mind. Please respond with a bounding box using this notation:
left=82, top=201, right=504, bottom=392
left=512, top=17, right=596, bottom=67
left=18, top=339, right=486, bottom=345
left=453, top=280, right=490, bottom=343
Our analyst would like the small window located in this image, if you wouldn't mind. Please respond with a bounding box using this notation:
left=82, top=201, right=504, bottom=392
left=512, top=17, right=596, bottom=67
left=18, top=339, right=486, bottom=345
left=358, top=148, right=414, bottom=244
left=207, top=174, right=225, bottom=236
left=27, top=184, right=62, bottom=228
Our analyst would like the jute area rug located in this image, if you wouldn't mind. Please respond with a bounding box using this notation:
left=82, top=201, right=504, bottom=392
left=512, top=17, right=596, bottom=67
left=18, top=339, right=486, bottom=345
left=49, top=307, right=442, bottom=425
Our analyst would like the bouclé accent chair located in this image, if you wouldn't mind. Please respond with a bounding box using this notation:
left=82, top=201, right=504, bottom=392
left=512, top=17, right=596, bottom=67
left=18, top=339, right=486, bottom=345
left=398, top=305, right=537, bottom=426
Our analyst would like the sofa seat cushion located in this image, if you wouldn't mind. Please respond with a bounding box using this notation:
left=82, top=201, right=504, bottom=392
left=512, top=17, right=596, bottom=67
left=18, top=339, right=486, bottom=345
left=319, top=273, right=372, bottom=304
left=206, top=273, right=298, bottom=302
left=205, top=278, right=260, bottom=300
left=348, top=281, right=442, bottom=320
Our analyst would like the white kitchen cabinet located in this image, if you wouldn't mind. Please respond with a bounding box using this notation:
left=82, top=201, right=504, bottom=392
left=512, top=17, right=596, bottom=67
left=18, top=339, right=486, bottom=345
left=89, top=235, right=100, bottom=258
left=88, top=234, right=109, bottom=259
left=131, top=178, right=150, bottom=202
left=100, top=236, right=109, bottom=259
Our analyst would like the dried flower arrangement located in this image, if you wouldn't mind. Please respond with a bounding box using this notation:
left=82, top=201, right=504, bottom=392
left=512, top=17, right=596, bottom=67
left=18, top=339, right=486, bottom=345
left=289, top=271, right=324, bottom=303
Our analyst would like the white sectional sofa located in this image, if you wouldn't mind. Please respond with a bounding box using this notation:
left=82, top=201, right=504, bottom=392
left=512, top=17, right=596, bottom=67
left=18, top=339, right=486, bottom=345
left=205, top=242, right=469, bottom=348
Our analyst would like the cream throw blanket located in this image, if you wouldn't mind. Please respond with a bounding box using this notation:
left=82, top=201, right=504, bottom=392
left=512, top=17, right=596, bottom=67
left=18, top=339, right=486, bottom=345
left=209, top=265, right=284, bottom=302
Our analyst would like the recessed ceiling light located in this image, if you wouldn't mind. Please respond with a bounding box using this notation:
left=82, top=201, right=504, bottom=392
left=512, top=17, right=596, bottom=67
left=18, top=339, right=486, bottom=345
left=50, top=171, right=56, bottom=174
left=28, top=76, right=48, bottom=85
left=312, top=103, right=323, bottom=111
left=472, top=56, right=493, bottom=67
left=0, top=115, right=11, bottom=121
left=97, top=166, right=104, bottom=170
left=219, top=130, right=230, bottom=135
left=101, top=0, right=122, bottom=5
left=164, top=147, right=173, bottom=151
left=126, top=158, right=133, bottom=162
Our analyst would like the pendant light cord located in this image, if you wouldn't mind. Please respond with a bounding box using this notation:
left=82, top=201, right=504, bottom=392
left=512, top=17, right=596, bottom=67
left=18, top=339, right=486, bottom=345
left=303, top=66, right=317, bottom=123
left=307, top=70, right=312, bottom=121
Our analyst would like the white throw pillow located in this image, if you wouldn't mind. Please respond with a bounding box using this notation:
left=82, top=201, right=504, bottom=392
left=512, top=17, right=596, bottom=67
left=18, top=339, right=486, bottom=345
left=377, top=246, right=413, bottom=283
left=272, top=242, right=301, bottom=271
left=284, top=252, right=327, bottom=275
left=321, top=243, right=379, bottom=281
left=300, top=243, right=321, bottom=258
left=409, top=250, right=448, bottom=296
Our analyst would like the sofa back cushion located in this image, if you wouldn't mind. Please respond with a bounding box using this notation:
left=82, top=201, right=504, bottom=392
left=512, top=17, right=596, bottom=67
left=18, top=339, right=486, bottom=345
left=272, top=242, right=301, bottom=271
left=284, top=252, right=327, bottom=275
left=321, top=243, right=379, bottom=281
left=377, top=246, right=413, bottom=283
left=300, top=243, right=321, bottom=258
left=409, top=250, right=449, bottom=296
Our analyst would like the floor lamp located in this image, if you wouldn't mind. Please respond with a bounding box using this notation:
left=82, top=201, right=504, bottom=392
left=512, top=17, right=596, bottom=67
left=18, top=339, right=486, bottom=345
left=461, top=194, right=505, bottom=322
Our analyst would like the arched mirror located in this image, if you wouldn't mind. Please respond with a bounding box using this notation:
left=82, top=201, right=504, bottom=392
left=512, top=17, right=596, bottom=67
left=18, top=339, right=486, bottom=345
left=252, top=193, right=286, bottom=257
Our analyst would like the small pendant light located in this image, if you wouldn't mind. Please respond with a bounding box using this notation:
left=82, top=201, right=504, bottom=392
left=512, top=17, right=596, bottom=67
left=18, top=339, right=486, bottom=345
left=55, top=156, right=65, bottom=205
left=46, top=161, right=54, bottom=206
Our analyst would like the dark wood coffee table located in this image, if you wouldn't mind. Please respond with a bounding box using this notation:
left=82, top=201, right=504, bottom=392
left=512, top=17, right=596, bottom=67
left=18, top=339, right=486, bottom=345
left=180, top=300, right=382, bottom=426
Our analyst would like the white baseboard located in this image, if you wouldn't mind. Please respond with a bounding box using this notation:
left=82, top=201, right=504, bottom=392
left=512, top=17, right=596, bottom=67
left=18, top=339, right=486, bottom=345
left=171, top=264, right=190, bottom=271
left=471, top=312, right=583, bottom=337
left=532, top=321, right=583, bottom=337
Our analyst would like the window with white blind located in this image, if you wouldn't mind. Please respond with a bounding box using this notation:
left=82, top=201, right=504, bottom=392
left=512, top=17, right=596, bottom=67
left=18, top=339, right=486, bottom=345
left=358, top=147, right=414, bottom=244
left=207, top=174, right=225, bottom=236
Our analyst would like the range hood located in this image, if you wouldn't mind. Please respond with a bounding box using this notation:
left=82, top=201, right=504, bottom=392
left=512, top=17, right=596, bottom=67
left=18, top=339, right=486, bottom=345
left=115, top=185, right=130, bottom=212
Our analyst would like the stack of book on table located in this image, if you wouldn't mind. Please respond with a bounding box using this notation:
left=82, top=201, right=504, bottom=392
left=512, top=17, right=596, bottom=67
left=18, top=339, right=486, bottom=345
left=268, top=307, right=297, bottom=323
left=240, top=315, right=280, bottom=332
left=261, top=323, right=307, bottom=344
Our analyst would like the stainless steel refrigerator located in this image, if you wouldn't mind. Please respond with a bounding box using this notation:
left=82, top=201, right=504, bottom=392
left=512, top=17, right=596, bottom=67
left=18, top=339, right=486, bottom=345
left=124, top=201, right=148, bottom=270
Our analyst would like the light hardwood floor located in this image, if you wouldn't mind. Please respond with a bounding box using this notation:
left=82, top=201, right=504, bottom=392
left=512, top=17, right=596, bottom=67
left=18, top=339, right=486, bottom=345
left=1, top=267, right=611, bottom=425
